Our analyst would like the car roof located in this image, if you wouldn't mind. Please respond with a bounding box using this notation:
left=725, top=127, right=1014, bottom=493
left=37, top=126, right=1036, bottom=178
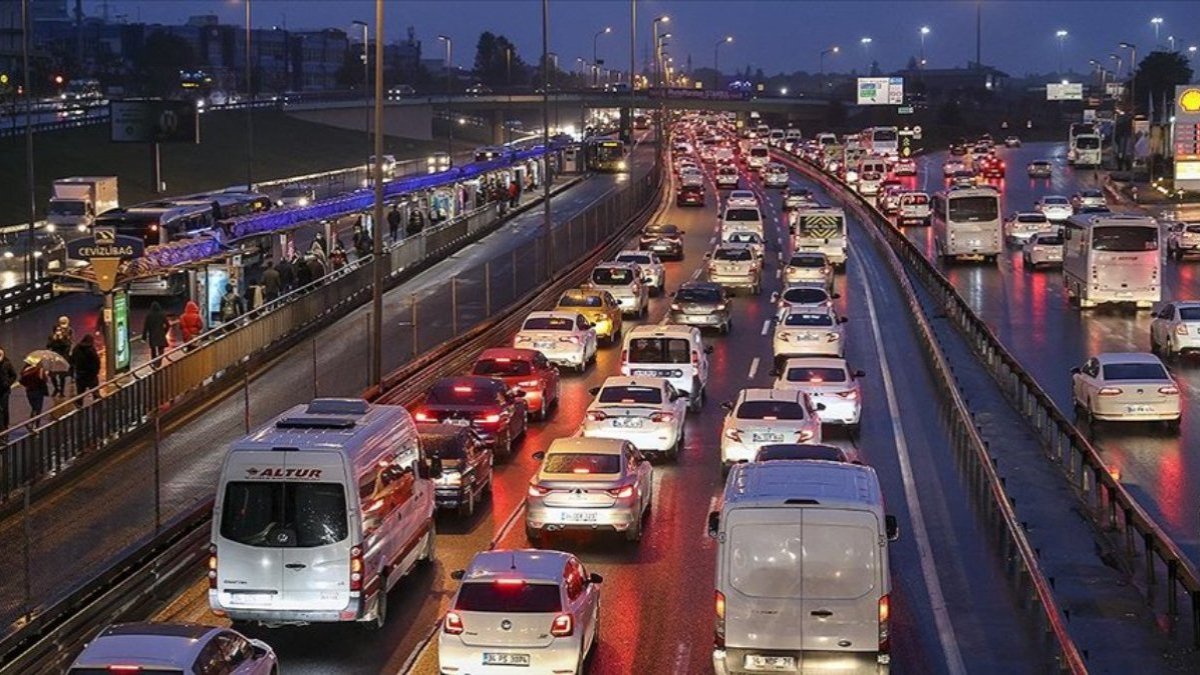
left=678, top=280, right=723, bottom=292
left=525, top=310, right=581, bottom=321
left=781, top=356, right=848, bottom=370
left=627, top=324, right=699, bottom=338
left=434, top=375, right=507, bottom=390
left=1094, top=352, right=1164, bottom=366
left=737, top=388, right=805, bottom=404
left=477, top=347, right=540, bottom=362
left=616, top=250, right=655, bottom=259
left=464, top=549, right=571, bottom=585
left=724, top=460, right=883, bottom=512
left=599, top=375, right=666, bottom=390
left=788, top=251, right=830, bottom=261
left=74, top=623, right=218, bottom=668
left=547, top=436, right=626, bottom=455
left=560, top=287, right=607, bottom=299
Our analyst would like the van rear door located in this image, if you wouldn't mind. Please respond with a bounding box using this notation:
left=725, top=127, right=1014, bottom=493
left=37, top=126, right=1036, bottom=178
left=278, top=453, right=352, bottom=612
left=800, top=508, right=881, bottom=653
left=723, top=508, right=806, bottom=651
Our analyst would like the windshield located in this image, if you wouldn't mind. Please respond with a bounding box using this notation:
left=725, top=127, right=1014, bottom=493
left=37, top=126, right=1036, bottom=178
left=676, top=287, right=722, bottom=303
left=472, top=359, right=533, bottom=377
left=948, top=196, right=999, bottom=222
left=736, top=400, right=807, bottom=420
left=628, top=337, right=691, bottom=363
left=724, top=208, right=760, bottom=222
left=421, top=432, right=469, bottom=460
left=782, top=287, right=829, bottom=304
left=750, top=147, right=769, bottom=157
left=756, top=444, right=846, bottom=462
left=522, top=316, right=574, bottom=331
left=784, top=366, right=847, bottom=383
left=643, top=225, right=679, bottom=237
left=1092, top=226, right=1157, bottom=251
left=784, top=312, right=834, bottom=327
left=220, top=482, right=348, bottom=547
left=873, top=129, right=898, bottom=142
left=456, top=582, right=562, bottom=613
left=901, top=194, right=929, bottom=206
left=542, top=452, right=621, bottom=474
left=428, top=383, right=501, bottom=406
left=592, top=267, right=636, bottom=285
left=1102, top=363, right=1170, bottom=381
left=1179, top=308, right=1200, bottom=321
left=788, top=255, right=826, bottom=268
left=598, top=385, right=663, bottom=405
left=617, top=254, right=652, bottom=266
left=1033, top=235, right=1063, bottom=245
left=48, top=201, right=86, bottom=216
left=558, top=293, right=602, bottom=308
left=714, top=248, right=753, bottom=261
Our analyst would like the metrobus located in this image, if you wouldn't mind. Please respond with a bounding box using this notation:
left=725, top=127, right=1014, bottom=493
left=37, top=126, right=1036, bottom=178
left=1062, top=214, right=1160, bottom=309
left=93, top=203, right=217, bottom=246
left=789, top=206, right=848, bottom=268
left=861, top=126, right=900, bottom=157
left=931, top=188, right=1003, bottom=262
left=585, top=138, right=629, bottom=172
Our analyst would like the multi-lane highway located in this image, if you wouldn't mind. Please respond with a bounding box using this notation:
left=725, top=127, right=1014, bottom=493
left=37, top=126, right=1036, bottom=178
left=142, top=139, right=1066, bottom=675
left=897, top=142, right=1200, bottom=567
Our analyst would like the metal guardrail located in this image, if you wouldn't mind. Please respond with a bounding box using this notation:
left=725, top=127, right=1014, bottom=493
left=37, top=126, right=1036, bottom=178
left=785, top=148, right=1200, bottom=652
left=0, top=279, right=53, bottom=321
left=778, top=151, right=1088, bottom=673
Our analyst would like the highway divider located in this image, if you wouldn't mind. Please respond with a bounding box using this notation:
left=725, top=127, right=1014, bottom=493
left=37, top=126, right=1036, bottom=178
left=777, top=151, right=1089, bottom=672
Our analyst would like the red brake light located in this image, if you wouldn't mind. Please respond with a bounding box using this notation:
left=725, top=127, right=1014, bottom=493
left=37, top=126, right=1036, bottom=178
left=529, top=484, right=551, bottom=497
left=349, top=545, right=364, bottom=591
left=518, top=379, right=541, bottom=388
left=550, top=612, right=574, bottom=637
left=444, top=611, right=465, bottom=634
left=1098, top=387, right=1123, bottom=396
left=480, top=413, right=501, bottom=424
left=494, top=357, right=511, bottom=362
left=1175, top=324, right=1188, bottom=336
left=715, top=590, right=726, bottom=649
left=453, top=386, right=473, bottom=393
left=107, top=668, right=143, bottom=674
left=1159, top=385, right=1180, bottom=395
left=207, top=546, right=218, bottom=589
left=796, top=429, right=815, bottom=442
left=495, top=578, right=526, bottom=586
left=879, top=594, right=891, bottom=654
left=692, top=351, right=700, bottom=366
left=414, top=411, right=434, bottom=422
left=837, top=389, right=858, bottom=400
left=650, top=412, right=675, bottom=423
left=587, top=411, right=608, bottom=422
left=606, top=485, right=636, bottom=498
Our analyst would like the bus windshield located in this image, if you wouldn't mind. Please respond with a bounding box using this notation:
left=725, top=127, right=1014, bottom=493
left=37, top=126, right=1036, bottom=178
left=948, top=196, right=999, bottom=222
left=1092, top=226, right=1158, bottom=252
left=1075, top=136, right=1100, bottom=150
left=590, top=142, right=625, bottom=162
left=873, top=129, right=898, bottom=142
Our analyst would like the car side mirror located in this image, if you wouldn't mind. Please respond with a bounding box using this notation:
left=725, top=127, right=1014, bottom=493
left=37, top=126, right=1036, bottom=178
left=854, top=370, right=866, bottom=378
left=1070, top=367, right=1080, bottom=375
left=706, top=511, right=721, bottom=539
left=532, top=451, right=546, bottom=461
left=588, top=386, right=600, bottom=396
left=418, top=455, right=443, bottom=481
left=704, top=345, right=714, bottom=354
left=588, top=572, right=604, bottom=585
left=885, top=515, right=900, bottom=541
left=450, top=569, right=466, bottom=581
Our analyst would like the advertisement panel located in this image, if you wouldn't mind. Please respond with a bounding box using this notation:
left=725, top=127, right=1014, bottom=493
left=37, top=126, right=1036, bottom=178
left=856, top=77, right=904, bottom=105
left=1174, top=86, right=1200, bottom=190
left=1046, top=83, right=1083, bottom=101
left=113, top=290, right=130, bottom=372
left=110, top=99, right=201, bottom=144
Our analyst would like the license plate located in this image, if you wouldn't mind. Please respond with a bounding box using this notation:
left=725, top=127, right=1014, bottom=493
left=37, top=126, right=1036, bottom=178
left=744, top=654, right=796, bottom=671
left=613, top=417, right=645, bottom=428
left=445, top=418, right=470, bottom=427
left=1125, top=404, right=1153, bottom=413
left=751, top=432, right=784, bottom=443
left=632, top=368, right=672, bottom=377
left=534, top=341, right=554, bottom=350
left=228, top=593, right=273, bottom=605
left=561, top=511, right=598, bottom=523
left=483, top=653, right=531, bottom=666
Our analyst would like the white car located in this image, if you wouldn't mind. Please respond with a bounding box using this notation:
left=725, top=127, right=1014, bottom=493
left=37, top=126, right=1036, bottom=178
left=762, top=163, right=789, bottom=188
left=726, top=190, right=759, bottom=208
left=588, top=261, right=648, bottom=317
left=722, top=230, right=765, bottom=260
left=582, top=376, right=688, bottom=459
left=893, top=157, right=917, bottom=176
left=439, top=549, right=601, bottom=673
left=514, top=311, right=598, bottom=372
left=773, top=306, right=847, bottom=363
left=525, top=437, right=653, bottom=543
left=614, top=250, right=665, bottom=295
left=68, top=623, right=277, bottom=675
left=1071, top=353, right=1180, bottom=428
left=715, top=165, right=740, bottom=189
left=277, top=184, right=315, bottom=208
left=679, top=168, right=705, bottom=187
left=1150, top=301, right=1200, bottom=358
left=1034, top=195, right=1073, bottom=222
left=707, top=244, right=762, bottom=295
left=719, top=388, right=823, bottom=471
left=942, top=159, right=966, bottom=176
left=784, top=252, right=834, bottom=290
left=1005, top=211, right=1055, bottom=245
left=773, top=357, right=865, bottom=431
left=1022, top=232, right=1063, bottom=269
left=772, top=283, right=837, bottom=311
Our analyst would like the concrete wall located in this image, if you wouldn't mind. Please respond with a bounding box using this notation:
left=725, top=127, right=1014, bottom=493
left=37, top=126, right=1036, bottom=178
left=285, top=103, right=434, bottom=141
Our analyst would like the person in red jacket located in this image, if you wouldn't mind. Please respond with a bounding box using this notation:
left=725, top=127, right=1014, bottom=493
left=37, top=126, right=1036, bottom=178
left=179, top=300, right=204, bottom=346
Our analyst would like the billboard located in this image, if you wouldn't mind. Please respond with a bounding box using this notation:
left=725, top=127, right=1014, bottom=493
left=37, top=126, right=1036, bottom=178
left=1046, top=83, right=1083, bottom=101
left=110, top=99, right=200, bottom=143
left=857, top=77, right=904, bottom=105
left=1174, top=85, right=1200, bottom=190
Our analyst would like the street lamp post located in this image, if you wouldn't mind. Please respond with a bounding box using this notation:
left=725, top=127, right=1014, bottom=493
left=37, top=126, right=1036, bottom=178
left=506, top=46, right=512, bottom=86
left=657, top=33, right=672, bottom=88
left=1055, top=30, right=1068, bottom=75
left=370, top=0, right=385, bottom=385
left=593, top=26, right=611, bottom=87
left=920, top=26, right=930, bottom=69
left=860, top=37, right=872, bottom=72
left=1190, top=45, right=1198, bottom=61
left=1109, top=53, right=1122, bottom=79
left=1151, top=17, right=1163, bottom=44
left=20, top=0, right=35, bottom=285
left=819, top=46, right=839, bottom=91
left=243, top=0, right=253, bottom=190
left=713, top=36, right=732, bottom=90
left=541, top=0, right=552, bottom=280
left=1168, top=35, right=1175, bottom=52
left=652, top=15, right=669, bottom=87
left=1119, top=41, right=1137, bottom=114
left=437, top=35, right=452, bottom=155
left=352, top=20, right=369, bottom=182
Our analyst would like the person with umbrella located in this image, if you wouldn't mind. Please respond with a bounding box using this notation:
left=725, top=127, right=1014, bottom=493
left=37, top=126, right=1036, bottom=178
left=46, top=316, right=72, bottom=397
left=19, top=355, right=49, bottom=420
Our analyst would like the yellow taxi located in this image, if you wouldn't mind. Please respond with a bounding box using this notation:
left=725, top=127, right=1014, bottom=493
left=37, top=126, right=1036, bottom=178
left=556, top=287, right=624, bottom=344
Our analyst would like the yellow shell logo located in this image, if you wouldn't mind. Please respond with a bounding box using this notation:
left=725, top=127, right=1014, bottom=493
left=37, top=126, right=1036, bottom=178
left=1180, top=89, right=1200, bottom=113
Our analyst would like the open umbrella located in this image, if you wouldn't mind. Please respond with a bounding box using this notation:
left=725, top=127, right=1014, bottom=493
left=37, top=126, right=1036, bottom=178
left=26, top=349, right=70, bottom=373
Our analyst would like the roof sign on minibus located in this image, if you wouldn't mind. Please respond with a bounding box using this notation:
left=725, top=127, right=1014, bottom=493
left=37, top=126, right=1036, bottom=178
left=244, top=467, right=325, bottom=480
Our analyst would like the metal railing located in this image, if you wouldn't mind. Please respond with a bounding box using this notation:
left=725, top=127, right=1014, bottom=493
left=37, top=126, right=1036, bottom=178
left=783, top=149, right=1200, bottom=652
left=0, top=279, right=53, bottom=321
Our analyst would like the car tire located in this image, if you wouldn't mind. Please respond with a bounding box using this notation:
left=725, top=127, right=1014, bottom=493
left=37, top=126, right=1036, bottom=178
left=367, top=585, right=388, bottom=630
left=670, top=430, right=683, bottom=461
left=459, top=489, right=475, bottom=518
left=420, top=522, right=436, bottom=563
left=624, top=516, right=642, bottom=543
left=526, top=524, right=545, bottom=546
left=719, top=321, right=729, bottom=335
left=1166, top=418, right=1181, bottom=433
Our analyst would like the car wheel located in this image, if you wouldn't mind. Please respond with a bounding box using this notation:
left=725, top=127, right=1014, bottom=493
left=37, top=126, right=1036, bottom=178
left=624, top=516, right=643, bottom=542
left=1151, top=338, right=1160, bottom=355
left=719, top=321, right=729, bottom=334
left=671, top=430, right=684, bottom=461
left=458, top=489, right=475, bottom=518
left=525, top=524, right=544, bottom=546
left=367, top=583, right=388, bottom=630
left=419, top=522, right=436, bottom=563
left=1166, top=418, right=1181, bottom=433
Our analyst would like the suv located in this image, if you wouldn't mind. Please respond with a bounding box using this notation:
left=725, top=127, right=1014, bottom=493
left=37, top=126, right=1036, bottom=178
left=620, top=325, right=713, bottom=411
left=418, top=423, right=493, bottom=517
left=67, top=623, right=276, bottom=675
left=1167, top=221, right=1200, bottom=260
left=588, top=261, right=649, bottom=317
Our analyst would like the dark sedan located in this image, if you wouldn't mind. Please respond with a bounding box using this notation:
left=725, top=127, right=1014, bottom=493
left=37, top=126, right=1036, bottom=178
left=414, top=376, right=528, bottom=458
left=639, top=223, right=685, bottom=259
left=418, top=423, right=493, bottom=517
left=668, top=281, right=732, bottom=333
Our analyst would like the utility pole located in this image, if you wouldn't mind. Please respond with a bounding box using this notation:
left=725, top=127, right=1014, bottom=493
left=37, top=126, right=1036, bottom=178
left=21, top=0, right=35, bottom=286
left=541, top=0, right=553, bottom=279
left=370, top=0, right=384, bottom=385
left=245, top=0, right=254, bottom=189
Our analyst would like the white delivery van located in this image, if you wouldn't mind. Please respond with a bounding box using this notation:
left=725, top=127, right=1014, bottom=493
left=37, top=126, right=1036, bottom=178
left=210, top=398, right=439, bottom=629
left=708, top=460, right=899, bottom=674
left=620, top=324, right=713, bottom=412
left=721, top=205, right=765, bottom=241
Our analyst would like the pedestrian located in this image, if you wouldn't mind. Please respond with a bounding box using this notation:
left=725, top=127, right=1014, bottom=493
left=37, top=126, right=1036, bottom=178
left=219, top=284, right=245, bottom=323
left=508, top=179, right=520, bottom=208
left=330, top=245, right=348, bottom=270
left=19, top=356, right=49, bottom=421
left=179, top=300, right=204, bottom=345
left=407, top=209, right=424, bottom=236
left=295, top=255, right=313, bottom=287
left=261, top=261, right=281, bottom=302
left=69, top=334, right=101, bottom=402
left=352, top=224, right=371, bottom=258
left=276, top=255, right=295, bottom=292
left=313, top=232, right=328, bottom=258
left=143, top=301, right=170, bottom=360
left=306, top=254, right=326, bottom=282
left=387, top=204, right=402, bottom=242
left=0, top=347, right=16, bottom=430
left=46, top=316, right=73, bottom=397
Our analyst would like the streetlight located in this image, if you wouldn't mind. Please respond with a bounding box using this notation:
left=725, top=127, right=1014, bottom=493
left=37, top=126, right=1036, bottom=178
left=1119, top=41, right=1137, bottom=116
left=351, top=20, right=369, bottom=181
left=713, top=35, right=733, bottom=90
left=593, top=26, right=611, bottom=87
left=1168, top=35, right=1176, bottom=52
left=1055, top=30, right=1068, bottom=74
left=437, top=35, right=452, bottom=155
left=1150, top=17, right=1163, bottom=43
left=652, top=15, right=669, bottom=87
left=242, top=0, right=253, bottom=190
left=1109, top=53, right=1122, bottom=79
left=657, top=32, right=673, bottom=88
left=920, top=26, right=931, bottom=69
left=819, top=46, right=839, bottom=75
left=860, top=37, right=872, bottom=72
left=1190, top=45, right=1198, bottom=60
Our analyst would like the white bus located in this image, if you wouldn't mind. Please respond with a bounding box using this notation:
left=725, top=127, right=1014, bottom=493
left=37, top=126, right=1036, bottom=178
left=861, top=126, right=899, bottom=157
left=790, top=206, right=848, bottom=268
left=931, top=188, right=1003, bottom=262
left=1063, top=214, right=1160, bottom=309
left=1068, top=133, right=1102, bottom=167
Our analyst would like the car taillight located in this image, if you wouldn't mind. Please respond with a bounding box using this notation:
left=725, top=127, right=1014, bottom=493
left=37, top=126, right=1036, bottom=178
left=349, top=545, right=364, bottom=591
left=607, top=484, right=636, bottom=498
left=837, top=389, right=858, bottom=400
left=414, top=411, right=434, bottom=422
left=725, top=428, right=742, bottom=442
left=879, top=594, right=890, bottom=654
left=796, top=429, right=815, bottom=442
left=826, top=332, right=839, bottom=342
left=671, top=303, right=682, bottom=311
left=1176, top=324, right=1189, bottom=336
left=529, top=484, right=552, bottom=497
left=518, top=379, right=540, bottom=388
left=106, top=667, right=144, bottom=674
left=692, top=351, right=700, bottom=366
left=715, top=590, right=726, bottom=649
left=551, top=612, right=574, bottom=637
left=1098, top=387, right=1123, bottom=396
left=650, top=412, right=675, bottom=423
left=478, top=413, right=502, bottom=424
left=207, top=546, right=218, bottom=589
left=560, top=335, right=580, bottom=344
left=587, top=410, right=608, bottom=422
left=443, top=611, right=465, bottom=635
left=1159, top=385, right=1180, bottom=395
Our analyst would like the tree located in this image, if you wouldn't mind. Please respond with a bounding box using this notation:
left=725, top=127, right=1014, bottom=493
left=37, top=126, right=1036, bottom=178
left=473, top=31, right=525, bottom=87
left=1132, top=51, right=1193, bottom=118
left=135, top=30, right=196, bottom=96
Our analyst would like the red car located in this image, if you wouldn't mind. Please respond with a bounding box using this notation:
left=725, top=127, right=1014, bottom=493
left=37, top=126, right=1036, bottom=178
left=470, top=348, right=560, bottom=420
left=413, top=376, right=529, bottom=457
left=978, top=155, right=1005, bottom=178
left=676, top=184, right=706, bottom=207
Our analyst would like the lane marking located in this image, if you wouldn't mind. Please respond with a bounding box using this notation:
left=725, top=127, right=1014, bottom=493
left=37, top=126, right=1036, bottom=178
left=855, top=253, right=967, bottom=675
left=673, top=642, right=691, bottom=675
left=748, top=357, right=760, bottom=379
left=760, top=319, right=771, bottom=336
left=691, top=267, right=703, bottom=280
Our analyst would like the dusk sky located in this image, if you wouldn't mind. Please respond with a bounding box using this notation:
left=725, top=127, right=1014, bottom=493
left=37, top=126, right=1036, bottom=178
left=88, top=1, right=1200, bottom=78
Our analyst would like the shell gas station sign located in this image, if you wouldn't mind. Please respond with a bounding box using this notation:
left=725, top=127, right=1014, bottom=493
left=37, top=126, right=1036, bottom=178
left=1175, top=86, right=1200, bottom=190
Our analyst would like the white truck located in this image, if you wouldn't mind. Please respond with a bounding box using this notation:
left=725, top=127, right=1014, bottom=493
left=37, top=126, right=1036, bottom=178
left=47, top=176, right=119, bottom=232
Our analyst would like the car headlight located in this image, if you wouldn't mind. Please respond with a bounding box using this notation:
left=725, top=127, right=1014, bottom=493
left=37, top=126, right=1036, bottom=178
left=437, top=469, right=462, bottom=486
left=617, top=160, right=628, bottom=170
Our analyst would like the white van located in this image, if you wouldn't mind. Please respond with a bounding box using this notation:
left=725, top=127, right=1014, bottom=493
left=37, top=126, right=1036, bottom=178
left=210, top=398, right=439, bottom=628
left=620, top=325, right=713, bottom=411
left=721, top=205, right=765, bottom=241
left=708, top=461, right=899, bottom=674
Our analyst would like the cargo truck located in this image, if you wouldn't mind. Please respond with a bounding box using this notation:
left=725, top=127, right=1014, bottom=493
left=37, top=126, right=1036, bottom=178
left=46, top=176, right=119, bottom=232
